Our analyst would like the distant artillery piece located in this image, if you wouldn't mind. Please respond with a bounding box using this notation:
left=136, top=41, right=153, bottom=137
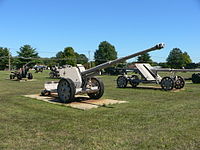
left=34, top=65, right=45, bottom=73
left=9, top=63, right=33, bottom=80
left=41, top=43, right=165, bottom=103
left=117, top=63, right=200, bottom=90
left=49, top=66, right=60, bottom=78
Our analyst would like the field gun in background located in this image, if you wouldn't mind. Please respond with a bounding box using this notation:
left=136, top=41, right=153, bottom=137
left=41, top=43, right=165, bottom=103
left=116, top=64, right=200, bottom=90
left=49, top=66, right=60, bottom=78
left=10, top=62, right=33, bottom=80
left=34, top=65, right=46, bottom=73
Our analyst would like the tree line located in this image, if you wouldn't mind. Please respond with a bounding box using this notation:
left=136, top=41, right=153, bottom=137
left=0, top=41, right=199, bottom=70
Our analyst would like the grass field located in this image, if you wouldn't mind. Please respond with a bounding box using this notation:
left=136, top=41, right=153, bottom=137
left=0, top=70, right=200, bottom=150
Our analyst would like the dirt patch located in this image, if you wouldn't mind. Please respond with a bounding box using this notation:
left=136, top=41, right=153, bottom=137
left=24, top=94, right=127, bottom=110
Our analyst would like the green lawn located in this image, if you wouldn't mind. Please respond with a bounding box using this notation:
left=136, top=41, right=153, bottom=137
left=0, top=70, right=200, bottom=150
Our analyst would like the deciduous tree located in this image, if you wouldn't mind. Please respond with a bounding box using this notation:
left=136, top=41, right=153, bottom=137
left=94, top=41, right=117, bottom=66
left=75, top=53, right=88, bottom=64
left=56, top=47, right=76, bottom=66
left=166, top=48, right=192, bottom=69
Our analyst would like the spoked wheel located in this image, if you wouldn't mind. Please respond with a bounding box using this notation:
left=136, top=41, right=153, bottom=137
left=160, top=77, right=174, bottom=91
left=130, top=75, right=139, bottom=87
left=174, top=76, right=185, bottom=89
left=117, top=76, right=128, bottom=88
left=87, top=77, right=104, bottom=99
left=57, top=78, right=76, bottom=103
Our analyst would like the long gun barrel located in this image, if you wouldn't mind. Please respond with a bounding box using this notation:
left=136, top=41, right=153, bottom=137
left=81, top=43, right=165, bottom=76
left=152, top=68, right=200, bottom=72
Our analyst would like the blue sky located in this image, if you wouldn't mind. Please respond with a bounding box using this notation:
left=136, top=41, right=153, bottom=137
left=0, top=0, right=200, bottom=62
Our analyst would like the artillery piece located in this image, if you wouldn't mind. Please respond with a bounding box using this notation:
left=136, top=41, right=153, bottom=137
left=117, top=64, right=200, bottom=90
left=49, top=66, right=61, bottom=78
left=117, top=64, right=184, bottom=90
left=41, top=43, right=165, bottom=103
left=10, top=63, right=33, bottom=80
left=34, top=65, right=45, bottom=73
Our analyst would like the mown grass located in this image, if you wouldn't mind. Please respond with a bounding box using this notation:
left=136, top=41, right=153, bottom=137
left=0, top=70, right=200, bottom=150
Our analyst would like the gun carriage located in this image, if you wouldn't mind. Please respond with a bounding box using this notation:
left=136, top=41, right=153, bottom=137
left=117, top=64, right=200, bottom=90
left=10, top=63, right=33, bottom=80
left=41, top=43, right=165, bottom=103
left=34, top=65, right=45, bottom=73
left=49, top=66, right=60, bottom=78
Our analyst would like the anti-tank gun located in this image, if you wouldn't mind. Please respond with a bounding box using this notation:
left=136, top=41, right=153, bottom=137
left=41, top=43, right=165, bottom=103
left=116, top=65, right=200, bottom=90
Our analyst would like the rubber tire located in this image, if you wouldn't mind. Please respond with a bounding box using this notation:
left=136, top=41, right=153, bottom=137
left=27, top=73, right=33, bottom=79
left=160, top=77, right=174, bottom=91
left=174, top=76, right=185, bottom=89
left=17, top=74, right=22, bottom=80
left=117, top=76, right=128, bottom=88
left=87, top=77, right=104, bottom=99
left=192, top=73, right=200, bottom=83
left=130, top=75, right=139, bottom=88
left=57, top=78, right=76, bottom=103
left=10, top=74, right=14, bottom=79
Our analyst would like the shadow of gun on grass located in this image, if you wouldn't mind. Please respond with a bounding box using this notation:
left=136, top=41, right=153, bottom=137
left=118, top=85, right=162, bottom=91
